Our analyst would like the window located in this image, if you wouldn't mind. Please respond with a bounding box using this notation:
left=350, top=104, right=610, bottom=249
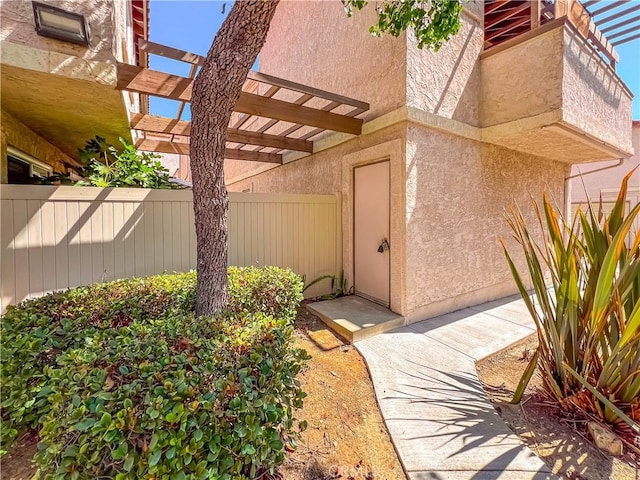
left=6, top=147, right=53, bottom=184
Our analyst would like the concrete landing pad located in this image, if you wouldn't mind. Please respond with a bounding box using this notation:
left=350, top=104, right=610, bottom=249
left=306, top=295, right=404, bottom=343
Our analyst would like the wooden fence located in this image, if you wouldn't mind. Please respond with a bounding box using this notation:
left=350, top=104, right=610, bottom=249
left=0, top=186, right=341, bottom=312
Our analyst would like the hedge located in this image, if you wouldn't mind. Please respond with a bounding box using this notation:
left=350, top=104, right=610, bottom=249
left=0, top=267, right=307, bottom=479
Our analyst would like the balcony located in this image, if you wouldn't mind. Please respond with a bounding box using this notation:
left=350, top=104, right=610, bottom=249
left=480, top=0, right=636, bottom=163
left=0, top=0, right=148, bottom=160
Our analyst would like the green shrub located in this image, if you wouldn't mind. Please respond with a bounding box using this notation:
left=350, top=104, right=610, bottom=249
left=0, top=273, right=197, bottom=446
left=227, top=266, right=303, bottom=322
left=0, top=267, right=303, bottom=451
left=35, top=312, right=308, bottom=479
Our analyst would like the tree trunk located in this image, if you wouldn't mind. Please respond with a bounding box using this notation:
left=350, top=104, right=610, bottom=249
left=190, top=0, right=280, bottom=316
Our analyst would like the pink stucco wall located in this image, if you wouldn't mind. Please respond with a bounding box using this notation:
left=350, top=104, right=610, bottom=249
left=258, top=0, right=406, bottom=122
left=404, top=125, right=568, bottom=321
left=224, top=1, right=627, bottom=322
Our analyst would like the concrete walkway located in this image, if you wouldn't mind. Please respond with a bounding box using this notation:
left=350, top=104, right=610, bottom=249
left=356, top=294, right=556, bottom=480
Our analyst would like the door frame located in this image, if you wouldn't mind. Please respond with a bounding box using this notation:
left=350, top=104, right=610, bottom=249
left=341, top=139, right=405, bottom=316
left=353, top=160, right=391, bottom=307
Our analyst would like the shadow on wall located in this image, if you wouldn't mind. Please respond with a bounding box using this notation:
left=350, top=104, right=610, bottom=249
left=1, top=186, right=340, bottom=311
left=0, top=187, right=197, bottom=312
left=564, top=34, right=625, bottom=109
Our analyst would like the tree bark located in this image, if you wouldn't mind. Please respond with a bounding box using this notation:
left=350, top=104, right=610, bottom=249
left=190, top=0, right=280, bottom=316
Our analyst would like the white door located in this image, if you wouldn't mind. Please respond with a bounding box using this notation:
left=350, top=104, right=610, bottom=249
left=354, top=161, right=390, bottom=306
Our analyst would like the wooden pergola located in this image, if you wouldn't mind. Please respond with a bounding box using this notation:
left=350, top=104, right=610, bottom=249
left=584, top=0, right=640, bottom=46
left=116, top=41, right=369, bottom=165
left=484, top=0, right=639, bottom=68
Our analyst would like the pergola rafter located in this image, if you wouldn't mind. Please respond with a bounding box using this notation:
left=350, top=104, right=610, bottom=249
left=117, top=41, right=369, bottom=163
left=484, top=0, right=639, bottom=66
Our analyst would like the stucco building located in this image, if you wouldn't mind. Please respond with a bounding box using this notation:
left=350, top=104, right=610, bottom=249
left=219, top=1, right=634, bottom=323
left=1, top=1, right=636, bottom=328
left=0, top=0, right=148, bottom=183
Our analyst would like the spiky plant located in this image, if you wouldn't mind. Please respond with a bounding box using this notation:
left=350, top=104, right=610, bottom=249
left=501, top=170, right=640, bottom=449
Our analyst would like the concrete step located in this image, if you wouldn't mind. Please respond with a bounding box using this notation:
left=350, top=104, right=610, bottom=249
left=306, top=295, right=404, bottom=343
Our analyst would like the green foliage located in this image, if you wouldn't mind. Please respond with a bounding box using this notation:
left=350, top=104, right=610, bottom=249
left=0, top=274, right=197, bottom=447
left=303, top=270, right=351, bottom=299
left=227, top=266, right=303, bottom=322
left=342, top=0, right=463, bottom=50
left=77, top=136, right=177, bottom=189
left=35, top=312, right=308, bottom=479
left=0, top=267, right=306, bottom=478
left=502, top=171, right=640, bottom=447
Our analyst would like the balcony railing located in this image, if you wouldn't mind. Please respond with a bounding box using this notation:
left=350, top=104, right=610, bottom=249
left=484, top=0, right=640, bottom=69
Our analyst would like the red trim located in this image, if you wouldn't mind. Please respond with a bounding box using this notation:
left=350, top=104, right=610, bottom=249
left=131, top=0, right=148, bottom=67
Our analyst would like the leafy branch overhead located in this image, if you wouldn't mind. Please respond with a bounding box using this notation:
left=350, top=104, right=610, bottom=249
left=342, top=0, right=463, bottom=50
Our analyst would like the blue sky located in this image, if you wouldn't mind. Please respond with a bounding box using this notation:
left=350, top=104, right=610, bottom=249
left=148, top=0, right=640, bottom=120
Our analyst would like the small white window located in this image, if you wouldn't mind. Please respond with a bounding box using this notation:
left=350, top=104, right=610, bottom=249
left=7, top=147, right=53, bottom=182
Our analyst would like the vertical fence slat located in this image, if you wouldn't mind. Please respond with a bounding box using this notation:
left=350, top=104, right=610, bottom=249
left=53, top=202, right=69, bottom=290
left=12, top=200, right=30, bottom=303
left=27, top=200, right=44, bottom=298
left=91, top=203, right=104, bottom=283
left=188, top=204, right=196, bottom=270
left=1, top=199, right=16, bottom=311
left=133, top=202, right=145, bottom=278
left=102, top=201, right=114, bottom=282
left=78, top=202, right=93, bottom=287
left=41, top=201, right=56, bottom=294
left=123, top=202, right=136, bottom=279
left=67, top=202, right=81, bottom=288
left=113, top=202, right=126, bottom=281
left=143, top=202, right=154, bottom=276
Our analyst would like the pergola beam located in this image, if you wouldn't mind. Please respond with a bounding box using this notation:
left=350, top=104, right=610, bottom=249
left=590, top=1, right=627, bottom=18
left=130, top=113, right=314, bottom=152
left=595, top=4, right=640, bottom=27
left=486, top=12, right=532, bottom=42
left=136, top=139, right=283, bottom=163
left=611, top=31, right=640, bottom=45
left=485, top=0, right=511, bottom=15
left=138, top=40, right=370, bottom=110
left=117, top=63, right=364, bottom=135
left=600, top=14, right=640, bottom=33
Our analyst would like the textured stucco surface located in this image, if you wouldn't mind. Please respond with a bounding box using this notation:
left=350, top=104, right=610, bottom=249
left=228, top=124, right=405, bottom=196
left=483, top=121, right=619, bottom=163
left=230, top=119, right=570, bottom=323
left=404, top=124, right=569, bottom=321
left=561, top=28, right=634, bottom=154
left=480, top=24, right=633, bottom=161
left=1, top=109, right=75, bottom=181
left=480, top=27, right=564, bottom=127
left=226, top=3, right=628, bottom=323
left=406, top=13, right=483, bottom=126
left=0, top=0, right=134, bottom=161
left=258, top=0, right=406, bottom=122
left=0, top=0, right=117, bottom=64
left=0, top=64, right=131, bottom=159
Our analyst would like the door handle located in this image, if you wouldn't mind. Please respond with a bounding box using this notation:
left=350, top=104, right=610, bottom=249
left=377, top=238, right=390, bottom=253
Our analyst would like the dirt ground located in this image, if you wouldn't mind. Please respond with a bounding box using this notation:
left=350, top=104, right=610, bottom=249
left=277, top=304, right=405, bottom=480
left=476, top=334, right=639, bottom=480
left=0, top=305, right=405, bottom=480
